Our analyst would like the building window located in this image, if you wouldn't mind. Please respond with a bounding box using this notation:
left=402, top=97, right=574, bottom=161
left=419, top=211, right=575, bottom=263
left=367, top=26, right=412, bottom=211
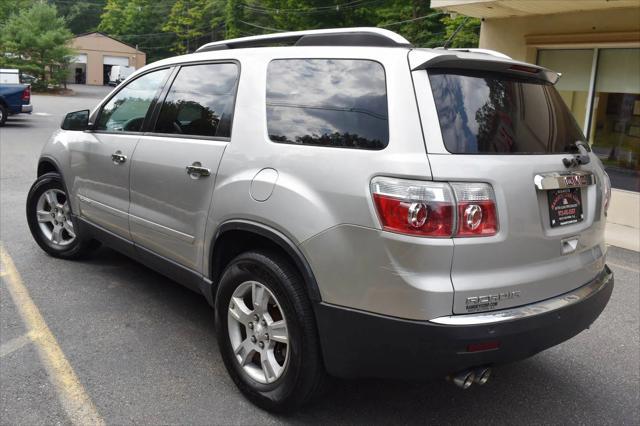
left=590, top=49, right=640, bottom=193
left=538, top=49, right=594, bottom=131
left=538, top=48, right=640, bottom=192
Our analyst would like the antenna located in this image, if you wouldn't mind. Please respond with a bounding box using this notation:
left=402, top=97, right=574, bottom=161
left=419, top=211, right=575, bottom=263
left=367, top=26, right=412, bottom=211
left=442, top=16, right=470, bottom=49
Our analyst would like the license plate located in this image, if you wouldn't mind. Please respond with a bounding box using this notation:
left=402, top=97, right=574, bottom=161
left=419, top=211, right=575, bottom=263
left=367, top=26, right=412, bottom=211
left=548, top=187, right=583, bottom=228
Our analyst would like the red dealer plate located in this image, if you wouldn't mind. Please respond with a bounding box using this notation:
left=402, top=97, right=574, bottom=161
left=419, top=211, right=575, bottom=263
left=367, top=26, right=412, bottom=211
left=548, top=187, right=583, bottom=228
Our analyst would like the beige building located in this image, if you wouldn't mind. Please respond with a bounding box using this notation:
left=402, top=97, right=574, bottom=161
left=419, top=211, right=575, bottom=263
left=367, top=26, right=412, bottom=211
left=68, top=32, right=146, bottom=86
left=433, top=0, right=640, bottom=251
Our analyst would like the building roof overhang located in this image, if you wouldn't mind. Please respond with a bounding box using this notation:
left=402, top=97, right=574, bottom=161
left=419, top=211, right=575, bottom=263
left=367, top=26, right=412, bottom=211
left=431, top=0, right=640, bottom=19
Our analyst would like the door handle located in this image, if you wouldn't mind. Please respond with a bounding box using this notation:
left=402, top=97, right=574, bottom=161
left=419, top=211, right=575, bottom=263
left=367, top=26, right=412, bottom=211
left=111, top=151, right=127, bottom=164
left=186, top=162, right=211, bottom=178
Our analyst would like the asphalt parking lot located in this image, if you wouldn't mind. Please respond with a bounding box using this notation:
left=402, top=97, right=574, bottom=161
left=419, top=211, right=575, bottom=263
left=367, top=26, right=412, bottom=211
left=1, top=86, right=639, bottom=425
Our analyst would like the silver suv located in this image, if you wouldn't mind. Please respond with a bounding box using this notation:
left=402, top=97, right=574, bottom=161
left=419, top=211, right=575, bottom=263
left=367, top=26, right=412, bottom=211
left=26, top=28, right=614, bottom=411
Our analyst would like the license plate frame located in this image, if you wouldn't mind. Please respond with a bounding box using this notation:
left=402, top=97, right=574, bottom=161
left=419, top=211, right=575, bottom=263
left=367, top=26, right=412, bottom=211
left=547, top=187, right=583, bottom=228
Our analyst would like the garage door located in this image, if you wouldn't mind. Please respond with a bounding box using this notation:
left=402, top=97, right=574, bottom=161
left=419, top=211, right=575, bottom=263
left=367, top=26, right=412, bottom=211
left=72, top=54, right=87, bottom=64
left=103, top=56, right=129, bottom=66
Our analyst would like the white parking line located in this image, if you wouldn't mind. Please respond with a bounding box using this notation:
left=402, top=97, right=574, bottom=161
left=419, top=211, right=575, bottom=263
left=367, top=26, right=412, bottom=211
left=33, top=112, right=52, bottom=116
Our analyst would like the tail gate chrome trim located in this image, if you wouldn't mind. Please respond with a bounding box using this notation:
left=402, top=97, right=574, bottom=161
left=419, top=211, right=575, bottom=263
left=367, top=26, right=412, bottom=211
left=430, top=266, right=612, bottom=326
left=534, top=171, right=596, bottom=191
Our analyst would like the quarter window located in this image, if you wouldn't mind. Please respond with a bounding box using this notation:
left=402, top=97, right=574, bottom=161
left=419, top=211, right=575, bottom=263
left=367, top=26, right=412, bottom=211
left=266, top=59, right=389, bottom=150
left=154, top=63, right=239, bottom=138
left=96, top=68, right=170, bottom=132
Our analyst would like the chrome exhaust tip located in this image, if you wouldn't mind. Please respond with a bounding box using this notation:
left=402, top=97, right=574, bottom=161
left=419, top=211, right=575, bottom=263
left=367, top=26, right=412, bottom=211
left=452, top=370, right=476, bottom=389
left=473, top=367, right=491, bottom=385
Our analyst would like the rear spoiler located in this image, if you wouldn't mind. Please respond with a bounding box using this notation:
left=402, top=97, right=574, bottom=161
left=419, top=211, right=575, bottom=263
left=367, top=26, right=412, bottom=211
left=410, top=50, right=560, bottom=85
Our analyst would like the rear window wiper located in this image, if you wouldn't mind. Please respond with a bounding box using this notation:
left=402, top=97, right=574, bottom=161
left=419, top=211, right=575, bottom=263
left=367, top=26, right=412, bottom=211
left=563, top=141, right=591, bottom=168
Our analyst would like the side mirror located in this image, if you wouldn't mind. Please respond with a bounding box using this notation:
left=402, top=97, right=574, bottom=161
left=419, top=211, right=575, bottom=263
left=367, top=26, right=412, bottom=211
left=61, top=110, right=90, bottom=131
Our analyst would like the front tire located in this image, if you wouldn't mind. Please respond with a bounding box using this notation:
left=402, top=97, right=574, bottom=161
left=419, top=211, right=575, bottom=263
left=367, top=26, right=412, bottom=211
left=215, top=250, right=325, bottom=412
left=26, top=172, right=99, bottom=259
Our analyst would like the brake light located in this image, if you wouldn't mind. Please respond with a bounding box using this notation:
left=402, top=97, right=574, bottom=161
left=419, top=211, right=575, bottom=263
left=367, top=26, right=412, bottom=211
left=371, top=177, right=455, bottom=237
left=452, top=183, right=498, bottom=236
left=21, top=86, right=30, bottom=102
left=509, top=64, right=540, bottom=74
left=371, top=177, right=498, bottom=238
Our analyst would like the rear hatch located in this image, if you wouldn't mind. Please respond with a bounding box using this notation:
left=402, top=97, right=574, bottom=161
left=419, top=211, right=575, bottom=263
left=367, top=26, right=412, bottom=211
left=410, top=50, right=610, bottom=314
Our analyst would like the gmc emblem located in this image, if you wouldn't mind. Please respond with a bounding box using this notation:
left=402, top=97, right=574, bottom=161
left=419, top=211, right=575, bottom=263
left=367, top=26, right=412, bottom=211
left=564, top=175, right=587, bottom=187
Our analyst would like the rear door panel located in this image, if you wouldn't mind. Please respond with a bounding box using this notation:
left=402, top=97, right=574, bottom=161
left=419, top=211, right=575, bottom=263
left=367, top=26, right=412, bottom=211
left=129, top=136, right=226, bottom=272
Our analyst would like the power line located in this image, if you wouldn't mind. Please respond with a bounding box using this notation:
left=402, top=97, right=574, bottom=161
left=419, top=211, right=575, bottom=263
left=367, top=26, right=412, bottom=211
left=240, top=0, right=370, bottom=13
left=379, top=12, right=446, bottom=28
left=238, top=20, right=286, bottom=33
left=242, top=0, right=383, bottom=15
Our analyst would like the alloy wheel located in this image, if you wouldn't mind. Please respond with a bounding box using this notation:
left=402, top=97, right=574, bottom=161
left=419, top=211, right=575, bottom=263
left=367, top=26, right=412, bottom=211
left=35, top=189, right=76, bottom=246
left=227, top=281, right=290, bottom=384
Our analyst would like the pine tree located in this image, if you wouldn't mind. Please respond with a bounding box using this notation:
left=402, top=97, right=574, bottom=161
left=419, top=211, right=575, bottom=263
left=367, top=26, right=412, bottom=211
left=0, top=2, right=74, bottom=89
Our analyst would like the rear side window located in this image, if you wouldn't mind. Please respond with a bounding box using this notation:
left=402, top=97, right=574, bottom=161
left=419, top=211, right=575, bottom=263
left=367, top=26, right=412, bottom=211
left=266, top=59, right=388, bottom=150
left=428, top=70, right=585, bottom=154
left=154, top=63, right=238, bottom=138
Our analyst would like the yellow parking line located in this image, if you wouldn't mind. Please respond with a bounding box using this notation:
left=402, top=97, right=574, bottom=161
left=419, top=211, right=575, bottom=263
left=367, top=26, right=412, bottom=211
left=0, top=244, right=104, bottom=426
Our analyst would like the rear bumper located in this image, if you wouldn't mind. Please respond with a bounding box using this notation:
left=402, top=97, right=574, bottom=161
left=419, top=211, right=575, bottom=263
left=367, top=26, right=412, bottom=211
left=315, top=266, right=613, bottom=380
left=21, top=104, right=32, bottom=113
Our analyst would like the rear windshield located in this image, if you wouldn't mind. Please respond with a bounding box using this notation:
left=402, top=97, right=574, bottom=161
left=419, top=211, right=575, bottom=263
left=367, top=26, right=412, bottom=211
left=428, top=70, right=585, bottom=154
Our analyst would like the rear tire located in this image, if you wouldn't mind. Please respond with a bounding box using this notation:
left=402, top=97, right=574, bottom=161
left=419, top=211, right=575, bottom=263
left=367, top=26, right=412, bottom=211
left=0, top=104, right=7, bottom=126
left=26, top=172, right=99, bottom=259
left=215, top=250, right=326, bottom=412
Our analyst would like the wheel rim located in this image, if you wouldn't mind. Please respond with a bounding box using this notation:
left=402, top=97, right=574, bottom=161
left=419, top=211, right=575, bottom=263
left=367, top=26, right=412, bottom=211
left=35, top=189, right=76, bottom=246
left=227, top=281, right=290, bottom=384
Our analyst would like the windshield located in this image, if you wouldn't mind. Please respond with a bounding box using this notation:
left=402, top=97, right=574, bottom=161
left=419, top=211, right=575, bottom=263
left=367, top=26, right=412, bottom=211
left=428, top=69, right=585, bottom=154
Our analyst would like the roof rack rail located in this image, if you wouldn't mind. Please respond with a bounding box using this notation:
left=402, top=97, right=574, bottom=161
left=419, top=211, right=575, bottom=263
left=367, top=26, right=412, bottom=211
left=196, top=27, right=412, bottom=52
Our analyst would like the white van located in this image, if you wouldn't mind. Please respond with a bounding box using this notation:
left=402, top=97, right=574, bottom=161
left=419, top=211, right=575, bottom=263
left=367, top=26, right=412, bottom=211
left=108, top=65, right=135, bottom=86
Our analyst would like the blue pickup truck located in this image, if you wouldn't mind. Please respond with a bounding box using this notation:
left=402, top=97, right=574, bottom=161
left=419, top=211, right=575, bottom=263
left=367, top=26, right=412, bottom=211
left=0, top=69, right=33, bottom=126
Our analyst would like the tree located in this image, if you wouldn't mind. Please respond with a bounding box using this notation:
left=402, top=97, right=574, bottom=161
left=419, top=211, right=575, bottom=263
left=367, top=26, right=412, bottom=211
left=93, top=0, right=480, bottom=62
left=441, top=15, right=481, bottom=48
left=49, top=0, right=107, bottom=35
left=0, top=3, right=74, bottom=89
left=0, top=0, right=35, bottom=24
left=163, top=0, right=225, bottom=54
left=99, top=0, right=177, bottom=62
left=375, top=0, right=446, bottom=47
left=225, top=0, right=243, bottom=38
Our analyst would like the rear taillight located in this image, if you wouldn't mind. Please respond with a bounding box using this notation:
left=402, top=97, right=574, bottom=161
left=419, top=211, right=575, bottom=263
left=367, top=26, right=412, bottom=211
left=21, top=86, right=30, bottom=102
left=371, top=177, right=498, bottom=238
left=603, top=171, right=612, bottom=215
left=452, top=183, right=498, bottom=236
left=371, top=177, right=454, bottom=237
